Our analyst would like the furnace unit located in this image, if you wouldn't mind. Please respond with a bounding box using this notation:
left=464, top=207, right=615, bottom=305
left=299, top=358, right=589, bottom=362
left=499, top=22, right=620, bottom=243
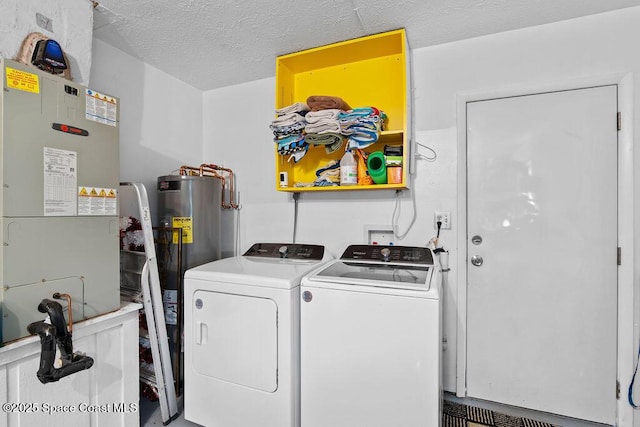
left=0, top=58, right=120, bottom=343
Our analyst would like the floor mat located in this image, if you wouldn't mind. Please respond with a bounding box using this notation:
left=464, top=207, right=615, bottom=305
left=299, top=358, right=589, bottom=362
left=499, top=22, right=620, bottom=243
left=443, top=401, right=559, bottom=427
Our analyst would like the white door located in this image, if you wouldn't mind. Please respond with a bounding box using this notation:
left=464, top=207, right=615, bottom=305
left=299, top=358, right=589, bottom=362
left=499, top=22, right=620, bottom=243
left=466, top=85, right=618, bottom=424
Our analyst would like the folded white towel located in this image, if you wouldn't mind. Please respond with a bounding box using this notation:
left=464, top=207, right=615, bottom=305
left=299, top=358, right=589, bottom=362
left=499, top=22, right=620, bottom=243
left=305, top=109, right=341, bottom=123
left=271, top=112, right=307, bottom=127
left=305, top=121, right=341, bottom=134
left=276, top=102, right=309, bottom=117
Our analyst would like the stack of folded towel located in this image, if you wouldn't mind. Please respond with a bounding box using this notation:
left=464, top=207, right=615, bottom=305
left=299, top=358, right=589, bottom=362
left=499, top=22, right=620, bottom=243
left=304, top=109, right=344, bottom=154
left=304, top=95, right=350, bottom=154
left=270, top=102, right=310, bottom=163
left=339, top=107, right=387, bottom=150
left=270, top=98, right=389, bottom=165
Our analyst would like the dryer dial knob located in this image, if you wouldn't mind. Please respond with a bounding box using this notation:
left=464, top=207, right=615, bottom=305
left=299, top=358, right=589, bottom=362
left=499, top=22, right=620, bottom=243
left=380, top=247, right=391, bottom=262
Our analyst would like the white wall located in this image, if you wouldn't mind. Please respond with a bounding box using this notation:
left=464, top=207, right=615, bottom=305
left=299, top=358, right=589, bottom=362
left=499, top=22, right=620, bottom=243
left=90, top=39, right=203, bottom=217
left=87, top=5, right=640, bottom=425
left=0, top=0, right=93, bottom=84
left=203, top=8, right=640, bottom=423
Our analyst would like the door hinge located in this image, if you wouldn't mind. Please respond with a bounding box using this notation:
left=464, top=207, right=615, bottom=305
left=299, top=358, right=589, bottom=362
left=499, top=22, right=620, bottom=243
left=617, top=112, right=622, bottom=131
left=617, top=380, right=621, bottom=399
left=618, top=247, right=621, bottom=266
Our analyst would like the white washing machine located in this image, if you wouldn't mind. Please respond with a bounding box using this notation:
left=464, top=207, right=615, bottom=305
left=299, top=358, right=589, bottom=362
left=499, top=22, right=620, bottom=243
left=300, top=244, right=442, bottom=427
left=183, top=243, right=331, bottom=427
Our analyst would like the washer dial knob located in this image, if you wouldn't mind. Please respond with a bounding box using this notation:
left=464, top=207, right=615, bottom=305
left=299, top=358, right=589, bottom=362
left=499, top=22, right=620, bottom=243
left=279, top=245, right=288, bottom=258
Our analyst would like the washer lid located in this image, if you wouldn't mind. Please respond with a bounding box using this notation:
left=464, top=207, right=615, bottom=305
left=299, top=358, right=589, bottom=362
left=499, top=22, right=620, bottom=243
left=310, top=259, right=432, bottom=291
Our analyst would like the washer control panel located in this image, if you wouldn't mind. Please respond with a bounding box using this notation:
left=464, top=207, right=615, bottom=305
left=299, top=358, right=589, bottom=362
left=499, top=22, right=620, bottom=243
left=243, top=243, right=325, bottom=260
left=340, top=245, right=433, bottom=265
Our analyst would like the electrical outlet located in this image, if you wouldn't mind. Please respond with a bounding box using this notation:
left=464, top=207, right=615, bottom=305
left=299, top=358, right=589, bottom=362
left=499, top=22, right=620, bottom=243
left=434, top=211, right=451, bottom=230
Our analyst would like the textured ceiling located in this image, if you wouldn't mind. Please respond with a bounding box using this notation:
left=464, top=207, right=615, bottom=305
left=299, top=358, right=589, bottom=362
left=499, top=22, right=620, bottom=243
left=92, top=0, right=640, bottom=91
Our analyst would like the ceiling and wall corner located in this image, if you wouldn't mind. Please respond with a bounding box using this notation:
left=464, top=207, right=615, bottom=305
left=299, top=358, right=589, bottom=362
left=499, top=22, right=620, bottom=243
left=91, top=0, right=640, bottom=91
left=0, top=0, right=93, bottom=84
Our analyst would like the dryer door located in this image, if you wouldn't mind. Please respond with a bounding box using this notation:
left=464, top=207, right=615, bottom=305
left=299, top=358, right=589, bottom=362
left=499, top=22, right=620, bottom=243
left=192, top=290, right=278, bottom=392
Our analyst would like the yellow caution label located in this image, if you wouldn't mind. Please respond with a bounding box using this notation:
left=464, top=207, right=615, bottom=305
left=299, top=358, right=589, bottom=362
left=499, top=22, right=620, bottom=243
left=172, top=217, right=193, bottom=244
left=6, top=67, right=40, bottom=94
left=79, top=187, right=88, bottom=196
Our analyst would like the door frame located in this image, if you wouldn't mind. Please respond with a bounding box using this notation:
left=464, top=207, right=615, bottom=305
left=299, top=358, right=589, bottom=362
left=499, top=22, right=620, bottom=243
left=455, top=73, right=634, bottom=425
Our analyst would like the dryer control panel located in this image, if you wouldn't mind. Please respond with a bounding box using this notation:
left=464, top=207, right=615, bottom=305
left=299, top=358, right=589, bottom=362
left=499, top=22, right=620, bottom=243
left=340, top=245, right=434, bottom=265
left=244, top=243, right=325, bottom=260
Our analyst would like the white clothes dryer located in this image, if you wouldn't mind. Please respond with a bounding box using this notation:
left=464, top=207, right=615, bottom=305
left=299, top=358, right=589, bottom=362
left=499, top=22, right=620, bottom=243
left=300, top=244, right=442, bottom=427
left=183, top=243, right=330, bottom=427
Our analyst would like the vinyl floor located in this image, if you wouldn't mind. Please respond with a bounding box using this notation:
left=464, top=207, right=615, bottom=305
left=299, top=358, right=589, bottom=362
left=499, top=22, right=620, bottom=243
left=141, top=396, right=560, bottom=426
left=443, top=400, right=559, bottom=427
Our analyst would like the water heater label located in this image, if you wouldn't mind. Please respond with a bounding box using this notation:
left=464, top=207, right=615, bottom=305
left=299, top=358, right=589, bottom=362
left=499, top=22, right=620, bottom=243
left=43, top=147, right=77, bottom=216
left=172, top=217, right=193, bottom=244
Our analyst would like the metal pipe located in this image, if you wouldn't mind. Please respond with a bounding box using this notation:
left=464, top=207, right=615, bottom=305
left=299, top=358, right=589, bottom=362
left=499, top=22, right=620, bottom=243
left=198, top=165, right=229, bottom=209
left=179, top=164, right=227, bottom=209
left=179, top=165, right=201, bottom=176
left=202, top=163, right=239, bottom=209
left=179, top=163, right=240, bottom=209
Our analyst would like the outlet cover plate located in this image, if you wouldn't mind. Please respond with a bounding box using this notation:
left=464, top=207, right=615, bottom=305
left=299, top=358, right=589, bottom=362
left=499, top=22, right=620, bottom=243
left=434, top=212, right=451, bottom=229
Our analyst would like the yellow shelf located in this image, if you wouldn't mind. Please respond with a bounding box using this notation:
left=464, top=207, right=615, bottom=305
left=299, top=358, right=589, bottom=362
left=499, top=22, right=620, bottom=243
left=274, top=30, right=409, bottom=192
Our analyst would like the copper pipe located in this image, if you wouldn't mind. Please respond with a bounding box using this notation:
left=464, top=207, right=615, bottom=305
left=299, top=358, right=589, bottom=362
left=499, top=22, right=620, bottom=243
left=180, top=164, right=227, bottom=208
left=202, top=163, right=239, bottom=209
left=52, top=292, right=73, bottom=334
left=217, top=165, right=239, bottom=210
left=199, top=165, right=229, bottom=209
left=179, top=165, right=201, bottom=176
left=179, top=164, right=238, bottom=209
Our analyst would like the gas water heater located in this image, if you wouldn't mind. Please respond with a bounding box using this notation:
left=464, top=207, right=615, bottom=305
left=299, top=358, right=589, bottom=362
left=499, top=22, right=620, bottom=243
left=0, top=58, right=120, bottom=343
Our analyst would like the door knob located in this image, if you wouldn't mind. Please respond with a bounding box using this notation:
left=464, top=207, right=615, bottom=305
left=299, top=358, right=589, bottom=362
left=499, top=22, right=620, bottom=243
left=471, top=255, right=483, bottom=266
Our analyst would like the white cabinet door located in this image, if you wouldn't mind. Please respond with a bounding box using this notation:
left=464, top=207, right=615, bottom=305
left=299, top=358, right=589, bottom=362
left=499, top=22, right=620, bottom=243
left=466, top=85, right=618, bottom=424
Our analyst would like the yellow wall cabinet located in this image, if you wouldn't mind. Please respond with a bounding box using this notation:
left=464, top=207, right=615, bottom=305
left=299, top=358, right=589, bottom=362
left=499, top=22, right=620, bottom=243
left=274, top=29, right=410, bottom=192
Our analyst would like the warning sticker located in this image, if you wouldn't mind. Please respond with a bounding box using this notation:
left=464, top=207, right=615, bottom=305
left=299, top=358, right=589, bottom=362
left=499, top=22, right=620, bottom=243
left=6, top=67, right=39, bottom=94
left=85, top=88, right=117, bottom=127
left=78, top=186, right=117, bottom=216
left=172, top=217, right=193, bottom=244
